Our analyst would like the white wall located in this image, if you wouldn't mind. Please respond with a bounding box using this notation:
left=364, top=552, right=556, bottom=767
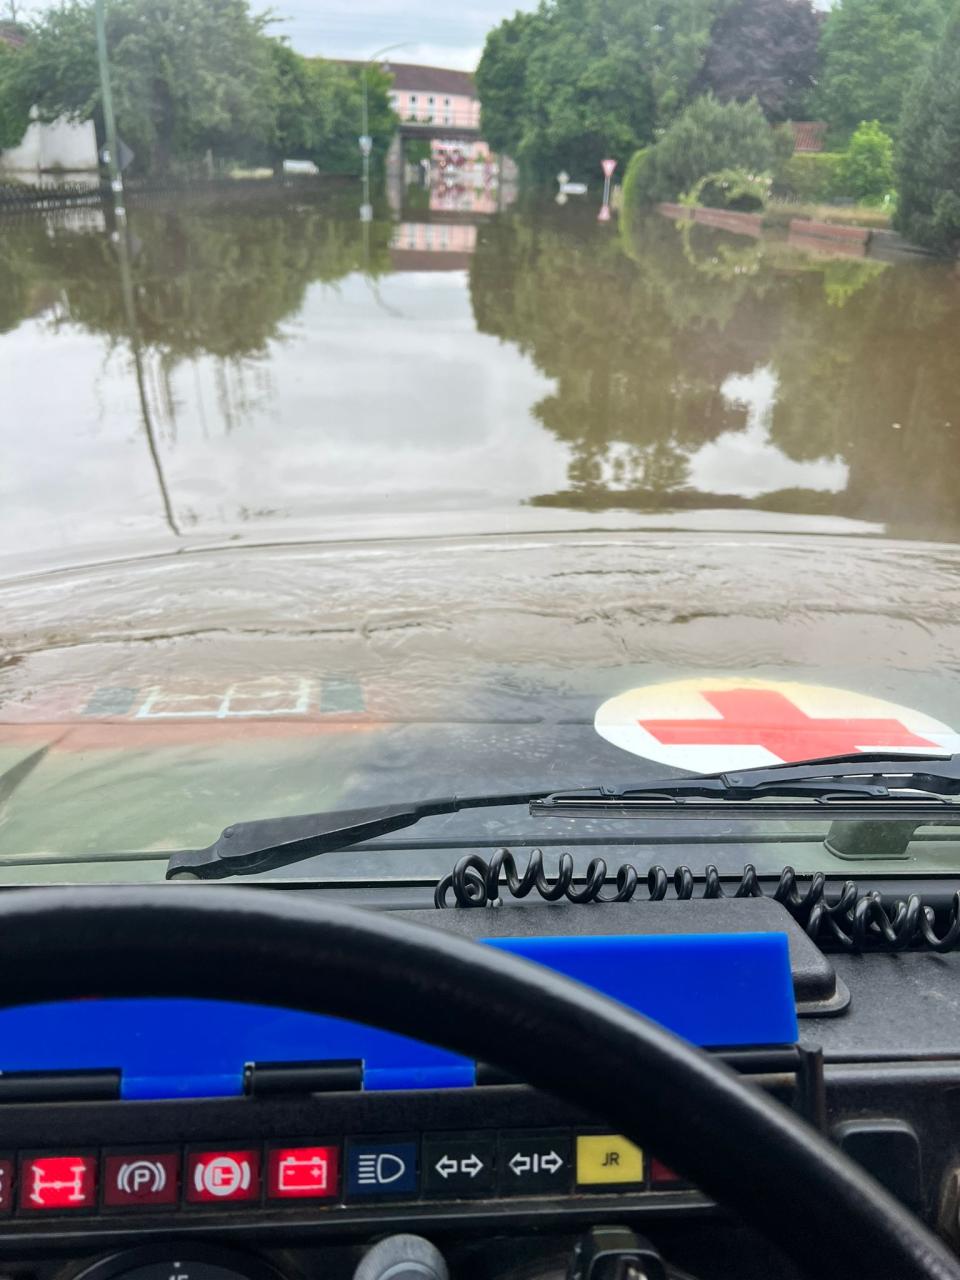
left=0, top=116, right=98, bottom=174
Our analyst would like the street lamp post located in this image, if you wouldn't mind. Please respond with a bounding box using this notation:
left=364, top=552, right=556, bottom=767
left=95, top=0, right=125, bottom=222
left=359, top=41, right=409, bottom=221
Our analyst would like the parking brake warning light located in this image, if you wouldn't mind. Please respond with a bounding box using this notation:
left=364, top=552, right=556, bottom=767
left=19, top=1154, right=97, bottom=1211
left=103, top=1152, right=180, bottom=1208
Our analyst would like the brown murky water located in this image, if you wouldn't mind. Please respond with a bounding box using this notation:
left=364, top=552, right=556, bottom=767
left=2, top=184, right=959, bottom=567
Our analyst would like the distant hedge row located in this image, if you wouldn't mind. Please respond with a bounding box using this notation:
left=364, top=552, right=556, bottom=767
left=772, top=152, right=842, bottom=201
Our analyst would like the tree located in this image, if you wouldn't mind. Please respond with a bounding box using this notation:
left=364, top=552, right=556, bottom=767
left=817, top=0, right=951, bottom=139
left=629, top=93, right=777, bottom=204
left=8, top=0, right=277, bottom=174
left=0, top=40, right=30, bottom=148
left=895, top=10, right=960, bottom=254
left=475, top=0, right=719, bottom=180
left=695, top=0, right=821, bottom=122
left=270, top=45, right=394, bottom=172
left=0, top=1, right=394, bottom=177
left=475, top=9, right=542, bottom=157
left=837, top=119, right=894, bottom=202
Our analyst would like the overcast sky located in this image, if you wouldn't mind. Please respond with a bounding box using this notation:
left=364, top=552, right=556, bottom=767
left=265, top=0, right=539, bottom=69
left=10, top=0, right=535, bottom=70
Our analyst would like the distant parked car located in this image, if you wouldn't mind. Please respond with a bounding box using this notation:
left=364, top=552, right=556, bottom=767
left=283, top=159, right=320, bottom=176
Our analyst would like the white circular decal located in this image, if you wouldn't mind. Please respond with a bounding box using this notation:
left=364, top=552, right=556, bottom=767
left=594, top=677, right=960, bottom=771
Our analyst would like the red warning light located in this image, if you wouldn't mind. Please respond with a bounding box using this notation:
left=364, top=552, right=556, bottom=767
left=267, top=1146, right=339, bottom=1200
left=19, top=1155, right=97, bottom=1211
left=186, top=1149, right=260, bottom=1204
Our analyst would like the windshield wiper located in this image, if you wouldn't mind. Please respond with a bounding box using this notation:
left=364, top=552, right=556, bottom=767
left=165, top=751, right=960, bottom=881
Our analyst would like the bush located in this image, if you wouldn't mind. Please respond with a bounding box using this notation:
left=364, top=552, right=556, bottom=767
left=895, top=10, right=960, bottom=255
left=683, top=168, right=770, bottom=211
left=837, top=120, right=895, bottom=202
left=621, top=147, right=651, bottom=218
left=0, top=43, right=30, bottom=151
left=773, top=152, right=842, bottom=200
left=626, top=94, right=777, bottom=205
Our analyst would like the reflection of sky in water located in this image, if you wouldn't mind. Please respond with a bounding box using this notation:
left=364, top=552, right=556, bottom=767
left=1, top=271, right=566, bottom=554
left=687, top=365, right=849, bottom=498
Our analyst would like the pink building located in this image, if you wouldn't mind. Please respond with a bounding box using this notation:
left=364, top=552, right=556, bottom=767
left=383, top=62, right=481, bottom=131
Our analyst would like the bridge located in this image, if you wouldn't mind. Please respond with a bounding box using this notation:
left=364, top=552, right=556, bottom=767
left=396, top=111, right=481, bottom=142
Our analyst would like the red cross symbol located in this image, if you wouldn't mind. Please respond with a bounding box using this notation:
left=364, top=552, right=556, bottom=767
left=637, top=688, right=938, bottom=763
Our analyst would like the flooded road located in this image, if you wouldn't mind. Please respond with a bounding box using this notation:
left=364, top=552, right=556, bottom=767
left=3, top=185, right=960, bottom=563
left=2, top=183, right=960, bottom=873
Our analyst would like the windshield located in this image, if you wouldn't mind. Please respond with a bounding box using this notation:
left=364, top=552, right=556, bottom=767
left=2, top=0, right=960, bottom=883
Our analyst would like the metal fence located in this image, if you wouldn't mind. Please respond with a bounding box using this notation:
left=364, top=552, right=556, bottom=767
left=0, top=179, right=105, bottom=213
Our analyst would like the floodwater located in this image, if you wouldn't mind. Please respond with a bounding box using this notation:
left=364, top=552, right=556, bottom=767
left=3, top=181, right=960, bottom=874
left=3, top=182, right=960, bottom=565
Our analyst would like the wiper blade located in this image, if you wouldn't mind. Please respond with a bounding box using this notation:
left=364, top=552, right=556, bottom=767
left=531, top=751, right=960, bottom=821
left=166, top=751, right=960, bottom=882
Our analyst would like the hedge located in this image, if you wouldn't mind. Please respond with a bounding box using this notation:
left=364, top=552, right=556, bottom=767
left=620, top=147, right=651, bottom=220
left=773, top=152, right=843, bottom=201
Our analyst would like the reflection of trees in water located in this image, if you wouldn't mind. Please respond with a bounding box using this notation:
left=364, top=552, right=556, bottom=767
left=0, top=191, right=391, bottom=361
left=1, top=194, right=393, bottom=462
left=470, top=207, right=960, bottom=539
left=471, top=213, right=776, bottom=496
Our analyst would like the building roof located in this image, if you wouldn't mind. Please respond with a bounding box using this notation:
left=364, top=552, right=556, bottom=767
left=340, top=60, right=476, bottom=98
left=790, top=121, right=827, bottom=154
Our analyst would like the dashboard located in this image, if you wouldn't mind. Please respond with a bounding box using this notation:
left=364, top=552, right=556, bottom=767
left=1, top=889, right=960, bottom=1280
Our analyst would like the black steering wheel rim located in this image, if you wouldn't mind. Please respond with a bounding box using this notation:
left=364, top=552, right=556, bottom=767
left=0, top=886, right=955, bottom=1280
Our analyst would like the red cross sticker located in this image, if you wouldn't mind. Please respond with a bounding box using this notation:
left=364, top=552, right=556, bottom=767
left=594, top=679, right=956, bottom=770
left=637, top=688, right=938, bottom=761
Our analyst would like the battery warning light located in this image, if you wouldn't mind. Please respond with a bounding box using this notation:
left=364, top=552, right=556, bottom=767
left=267, top=1146, right=339, bottom=1200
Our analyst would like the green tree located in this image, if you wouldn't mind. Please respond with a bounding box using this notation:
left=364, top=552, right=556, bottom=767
left=646, top=0, right=722, bottom=122
left=8, top=0, right=277, bottom=174
left=895, top=10, right=960, bottom=254
left=837, top=119, right=894, bottom=202
left=1, top=2, right=395, bottom=176
left=475, top=9, right=542, bottom=157
left=270, top=47, right=394, bottom=172
left=629, top=93, right=777, bottom=204
left=476, top=0, right=719, bottom=181
left=817, top=0, right=950, bottom=139
left=695, top=0, right=821, bottom=121
left=0, top=39, right=30, bottom=148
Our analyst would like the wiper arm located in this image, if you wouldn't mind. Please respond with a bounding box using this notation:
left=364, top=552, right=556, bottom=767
left=166, top=751, right=960, bottom=882
left=166, top=790, right=552, bottom=880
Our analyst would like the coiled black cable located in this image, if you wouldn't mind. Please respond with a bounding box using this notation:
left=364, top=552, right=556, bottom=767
left=433, top=849, right=960, bottom=953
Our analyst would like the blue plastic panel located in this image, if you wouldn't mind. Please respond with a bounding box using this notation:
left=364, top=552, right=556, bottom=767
left=0, top=931, right=796, bottom=1098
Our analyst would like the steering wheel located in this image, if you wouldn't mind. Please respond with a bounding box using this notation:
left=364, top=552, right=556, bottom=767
left=0, top=887, right=956, bottom=1280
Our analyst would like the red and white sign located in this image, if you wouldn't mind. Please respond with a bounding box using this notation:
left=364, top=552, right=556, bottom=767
left=20, top=1155, right=97, bottom=1212
left=601, top=158, right=617, bottom=177
left=594, top=677, right=960, bottom=771
left=186, top=1149, right=260, bottom=1204
left=267, top=1146, right=339, bottom=1200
